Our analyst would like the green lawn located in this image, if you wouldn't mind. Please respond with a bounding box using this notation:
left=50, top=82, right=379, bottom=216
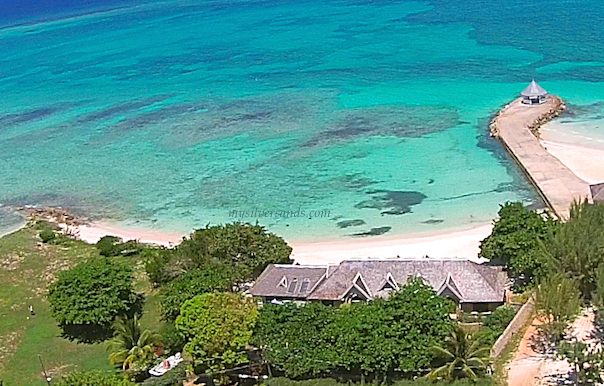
left=0, top=226, right=161, bottom=385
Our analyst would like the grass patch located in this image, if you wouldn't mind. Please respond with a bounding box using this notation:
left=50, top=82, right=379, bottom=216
left=0, top=226, right=161, bottom=385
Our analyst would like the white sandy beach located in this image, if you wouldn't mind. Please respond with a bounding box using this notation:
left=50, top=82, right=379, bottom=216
left=71, top=221, right=493, bottom=265
left=74, top=223, right=187, bottom=247
left=290, top=224, right=492, bottom=264
left=540, top=140, right=604, bottom=184
left=540, top=120, right=604, bottom=185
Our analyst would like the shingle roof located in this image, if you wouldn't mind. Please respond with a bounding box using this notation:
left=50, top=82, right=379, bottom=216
left=251, top=259, right=507, bottom=304
left=591, top=183, right=604, bottom=202
left=521, top=80, right=548, bottom=97
left=249, top=264, right=327, bottom=299
left=306, top=259, right=505, bottom=303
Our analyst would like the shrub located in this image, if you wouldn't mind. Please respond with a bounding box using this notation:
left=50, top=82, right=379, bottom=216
left=263, top=377, right=494, bottom=386
left=39, top=228, right=56, bottom=243
left=484, top=305, right=517, bottom=333
left=55, top=371, right=136, bottom=386
left=140, top=363, right=187, bottom=386
left=159, top=322, right=186, bottom=355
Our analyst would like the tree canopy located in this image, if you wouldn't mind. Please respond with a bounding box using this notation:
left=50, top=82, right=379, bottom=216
left=175, top=292, right=258, bottom=379
left=146, top=223, right=292, bottom=286
left=159, top=268, right=233, bottom=322
left=48, top=257, right=141, bottom=336
left=479, top=202, right=557, bottom=287
left=253, top=278, right=455, bottom=378
left=540, top=201, right=604, bottom=299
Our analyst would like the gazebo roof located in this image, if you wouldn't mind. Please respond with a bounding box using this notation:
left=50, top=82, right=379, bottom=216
left=521, top=80, right=548, bottom=97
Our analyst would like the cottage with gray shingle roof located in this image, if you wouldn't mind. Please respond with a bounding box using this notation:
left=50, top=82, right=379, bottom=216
left=250, top=259, right=508, bottom=311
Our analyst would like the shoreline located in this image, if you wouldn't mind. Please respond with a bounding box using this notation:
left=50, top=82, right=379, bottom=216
left=74, top=221, right=494, bottom=264
left=2, top=207, right=493, bottom=264
left=69, top=219, right=494, bottom=264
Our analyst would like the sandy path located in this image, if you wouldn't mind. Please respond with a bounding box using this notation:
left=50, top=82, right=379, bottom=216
left=507, top=309, right=597, bottom=386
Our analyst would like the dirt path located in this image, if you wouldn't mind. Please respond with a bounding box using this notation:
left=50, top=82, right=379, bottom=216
left=507, top=309, right=597, bottom=386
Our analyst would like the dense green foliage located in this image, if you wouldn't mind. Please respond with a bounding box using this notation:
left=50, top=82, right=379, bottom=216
left=175, top=293, right=258, bottom=380
left=39, top=228, right=56, bottom=243
left=475, top=305, right=517, bottom=345
left=107, top=316, right=163, bottom=371
left=140, top=363, right=187, bottom=386
left=48, top=257, right=141, bottom=339
left=146, top=223, right=292, bottom=286
left=535, top=273, right=582, bottom=340
left=96, top=236, right=144, bottom=257
left=540, top=201, right=604, bottom=299
left=263, top=377, right=494, bottom=386
left=253, top=279, right=455, bottom=378
left=54, top=371, right=136, bottom=386
left=427, top=325, right=491, bottom=381
left=480, top=202, right=556, bottom=287
left=159, top=268, right=232, bottom=321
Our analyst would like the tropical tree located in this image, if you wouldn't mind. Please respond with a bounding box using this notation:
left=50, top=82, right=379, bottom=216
left=175, top=293, right=258, bottom=383
left=107, top=315, right=163, bottom=371
left=535, top=273, right=582, bottom=341
left=541, top=201, right=604, bottom=299
left=479, top=202, right=557, bottom=288
left=159, top=267, right=232, bottom=322
left=147, top=223, right=292, bottom=287
left=558, top=339, right=604, bottom=386
left=426, top=325, right=491, bottom=381
left=48, top=257, right=141, bottom=342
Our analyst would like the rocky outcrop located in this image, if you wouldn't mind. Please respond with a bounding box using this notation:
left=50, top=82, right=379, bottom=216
left=526, top=95, right=566, bottom=138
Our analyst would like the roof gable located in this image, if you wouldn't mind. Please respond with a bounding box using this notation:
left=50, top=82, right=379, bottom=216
left=437, top=273, right=464, bottom=302
left=341, top=272, right=373, bottom=301
left=591, top=183, right=604, bottom=202
left=379, top=272, right=399, bottom=292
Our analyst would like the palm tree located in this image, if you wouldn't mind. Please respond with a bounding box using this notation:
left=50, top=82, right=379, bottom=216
left=426, top=325, right=491, bottom=381
left=107, top=315, right=163, bottom=371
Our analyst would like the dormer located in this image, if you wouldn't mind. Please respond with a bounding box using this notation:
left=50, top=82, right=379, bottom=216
left=379, top=272, right=399, bottom=292
left=342, top=272, right=372, bottom=302
left=277, top=276, right=287, bottom=288
left=437, top=273, right=464, bottom=303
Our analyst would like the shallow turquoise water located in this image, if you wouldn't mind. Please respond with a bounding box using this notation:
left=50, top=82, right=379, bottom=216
left=0, top=0, right=603, bottom=241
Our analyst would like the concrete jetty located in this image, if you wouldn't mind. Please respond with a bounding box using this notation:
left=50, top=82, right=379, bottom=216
left=491, top=96, right=592, bottom=219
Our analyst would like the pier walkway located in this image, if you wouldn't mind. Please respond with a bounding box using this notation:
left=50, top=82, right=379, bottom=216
left=491, top=96, right=592, bottom=220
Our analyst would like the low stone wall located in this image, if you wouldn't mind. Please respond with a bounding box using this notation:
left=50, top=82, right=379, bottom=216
left=491, top=297, right=535, bottom=359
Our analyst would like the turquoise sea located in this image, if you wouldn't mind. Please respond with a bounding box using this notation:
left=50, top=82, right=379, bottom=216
left=1, top=0, right=604, bottom=241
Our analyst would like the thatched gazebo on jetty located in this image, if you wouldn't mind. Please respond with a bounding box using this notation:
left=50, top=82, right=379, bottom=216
left=521, top=80, right=548, bottom=105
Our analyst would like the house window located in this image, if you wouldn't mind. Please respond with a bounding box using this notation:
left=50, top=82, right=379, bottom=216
left=300, top=279, right=310, bottom=294
left=287, top=278, right=298, bottom=294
